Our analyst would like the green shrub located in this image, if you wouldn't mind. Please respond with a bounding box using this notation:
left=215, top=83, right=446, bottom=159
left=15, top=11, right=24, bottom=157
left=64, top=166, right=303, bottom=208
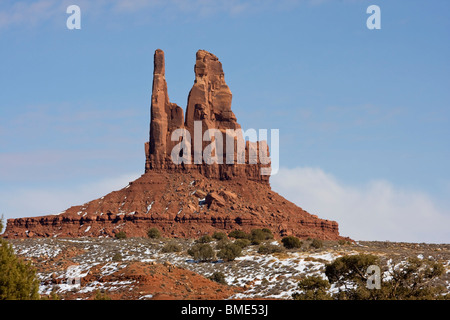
left=212, top=231, right=228, bottom=241
left=215, top=239, right=232, bottom=250
left=258, top=244, right=285, bottom=254
left=161, top=242, right=182, bottom=253
left=281, top=236, right=302, bottom=249
left=48, top=288, right=61, bottom=300
left=112, top=252, right=123, bottom=262
left=234, top=239, right=251, bottom=249
left=310, top=239, right=323, bottom=249
left=40, top=287, right=61, bottom=300
left=325, top=254, right=379, bottom=286
left=290, top=253, right=449, bottom=300
left=114, top=231, right=127, bottom=240
left=292, top=275, right=332, bottom=300
left=94, top=289, right=112, bottom=300
left=256, top=228, right=274, bottom=239
left=217, top=243, right=242, bottom=262
left=250, top=229, right=274, bottom=245
left=208, top=272, right=227, bottom=285
left=196, top=235, right=213, bottom=243
left=251, top=238, right=262, bottom=245
left=147, top=227, right=161, bottom=239
left=0, top=223, right=40, bottom=300
left=228, top=230, right=250, bottom=240
left=187, top=243, right=216, bottom=262
left=325, top=254, right=447, bottom=300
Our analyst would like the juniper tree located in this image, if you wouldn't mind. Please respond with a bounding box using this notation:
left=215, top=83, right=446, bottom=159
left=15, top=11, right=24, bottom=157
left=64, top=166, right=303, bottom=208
left=0, top=216, right=40, bottom=300
left=292, top=275, right=332, bottom=300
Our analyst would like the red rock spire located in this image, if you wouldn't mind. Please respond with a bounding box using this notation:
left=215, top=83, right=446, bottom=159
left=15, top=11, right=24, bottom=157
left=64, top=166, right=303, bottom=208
left=146, top=49, right=270, bottom=183
left=146, top=49, right=184, bottom=171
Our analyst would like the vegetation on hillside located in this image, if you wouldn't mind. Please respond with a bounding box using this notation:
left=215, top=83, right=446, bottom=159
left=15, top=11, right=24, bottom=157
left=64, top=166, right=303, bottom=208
left=0, top=216, right=40, bottom=300
left=293, top=253, right=449, bottom=300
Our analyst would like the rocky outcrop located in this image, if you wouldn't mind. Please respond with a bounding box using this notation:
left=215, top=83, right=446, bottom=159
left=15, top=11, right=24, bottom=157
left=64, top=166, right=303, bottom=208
left=2, top=49, right=348, bottom=241
left=4, top=171, right=343, bottom=240
left=145, top=49, right=270, bottom=183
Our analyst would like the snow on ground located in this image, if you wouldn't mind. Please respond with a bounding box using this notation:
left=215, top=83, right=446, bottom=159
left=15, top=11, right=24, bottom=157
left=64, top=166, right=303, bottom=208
left=14, top=241, right=62, bottom=259
left=9, top=238, right=450, bottom=300
left=13, top=238, right=351, bottom=299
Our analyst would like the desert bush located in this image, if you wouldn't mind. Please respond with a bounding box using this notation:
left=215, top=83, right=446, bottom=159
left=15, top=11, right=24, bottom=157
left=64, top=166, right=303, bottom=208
left=147, top=227, right=161, bottom=239
left=258, top=244, right=285, bottom=254
left=161, top=242, right=182, bottom=253
left=325, top=254, right=378, bottom=286
left=40, top=288, right=61, bottom=300
left=196, top=235, right=213, bottom=243
left=377, top=257, right=446, bottom=300
left=234, top=239, right=251, bottom=249
left=250, top=238, right=262, bottom=245
left=217, top=243, right=242, bottom=262
left=114, top=231, right=127, bottom=240
left=228, top=230, right=250, bottom=240
left=212, top=231, right=228, bottom=241
left=208, top=272, right=227, bottom=285
left=281, top=236, right=302, bottom=249
left=48, top=288, right=61, bottom=300
left=187, top=243, right=216, bottom=262
left=325, top=254, right=448, bottom=300
left=291, top=253, right=449, bottom=300
left=215, top=239, right=232, bottom=250
left=292, top=275, right=332, bottom=300
left=94, top=289, right=112, bottom=300
left=310, top=239, right=323, bottom=249
left=256, top=228, right=274, bottom=239
left=261, top=228, right=274, bottom=237
left=250, top=229, right=274, bottom=245
left=112, top=252, right=123, bottom=262
left=0, top=217, right=40, bottom=300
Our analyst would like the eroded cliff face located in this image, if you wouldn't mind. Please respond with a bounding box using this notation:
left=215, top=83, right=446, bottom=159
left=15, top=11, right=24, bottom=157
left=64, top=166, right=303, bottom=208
left=3, top=49, right=347, bottom=241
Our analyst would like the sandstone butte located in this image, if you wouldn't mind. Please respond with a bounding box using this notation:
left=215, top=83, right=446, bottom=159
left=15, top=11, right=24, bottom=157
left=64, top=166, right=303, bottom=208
left=3, top=49, right=349, bottom=241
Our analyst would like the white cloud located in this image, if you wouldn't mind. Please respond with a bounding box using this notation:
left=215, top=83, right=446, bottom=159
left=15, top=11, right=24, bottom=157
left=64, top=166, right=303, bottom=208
left=270, top=167, right=450, bottom=243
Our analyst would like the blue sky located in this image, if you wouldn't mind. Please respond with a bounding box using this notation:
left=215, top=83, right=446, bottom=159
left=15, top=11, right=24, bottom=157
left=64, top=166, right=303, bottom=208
left=0, top=0, right=449, bottom=242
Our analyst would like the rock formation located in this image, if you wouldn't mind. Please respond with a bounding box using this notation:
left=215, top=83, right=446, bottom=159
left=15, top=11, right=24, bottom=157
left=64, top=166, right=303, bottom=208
left=2, top=49, right=348, bottom=241
left=145, top=49, right=270, bottom=183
